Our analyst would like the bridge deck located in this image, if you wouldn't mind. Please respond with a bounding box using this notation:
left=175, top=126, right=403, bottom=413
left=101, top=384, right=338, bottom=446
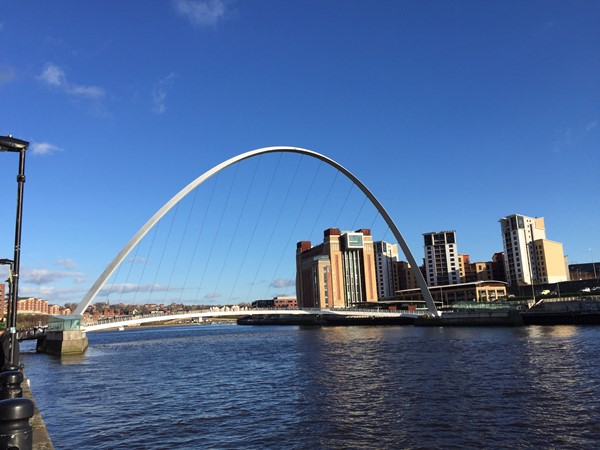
left=84, top=308, right=424, bottom=331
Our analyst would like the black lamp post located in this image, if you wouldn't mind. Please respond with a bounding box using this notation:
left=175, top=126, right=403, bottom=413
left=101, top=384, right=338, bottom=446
left=0, top=135, right=29, bottom=366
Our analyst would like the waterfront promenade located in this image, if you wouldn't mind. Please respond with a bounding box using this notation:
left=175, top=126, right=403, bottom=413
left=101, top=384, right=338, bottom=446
left=22, top=380, right=53, bottom=450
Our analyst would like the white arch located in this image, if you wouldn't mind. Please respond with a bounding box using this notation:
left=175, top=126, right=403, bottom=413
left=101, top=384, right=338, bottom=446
left=73, top=146, right=438, bottom=316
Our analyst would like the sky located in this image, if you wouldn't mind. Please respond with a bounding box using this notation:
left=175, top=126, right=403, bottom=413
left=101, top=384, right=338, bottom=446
left=1, top=0, right=599, bottom=307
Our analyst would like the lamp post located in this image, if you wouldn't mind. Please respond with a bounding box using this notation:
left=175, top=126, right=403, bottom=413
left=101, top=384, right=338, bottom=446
left=0, top=135, right=29, bottom=366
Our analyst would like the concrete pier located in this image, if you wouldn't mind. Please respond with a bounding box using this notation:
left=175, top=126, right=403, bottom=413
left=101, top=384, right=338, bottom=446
left=36, top=316, right=88, bottom=356
left=37, top=329, right=89, bottom=355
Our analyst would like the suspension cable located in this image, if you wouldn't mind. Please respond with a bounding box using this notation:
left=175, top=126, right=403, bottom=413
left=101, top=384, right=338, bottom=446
left=196, top=164, right=240, bottom=302
left=213, top=156, right=261, bottom=299
left=148, top=202, right=180, bottom=301
left=246, top=154, right=304, bottom=302
left=132, top=222, right=160, bottom=304
left=182, top=176, right=218, bottom=304
left=265, top=161, right=324, bottom=299
left=228, top=154, right=281, bottom=302
left=308, top=169, right=340, bottom=239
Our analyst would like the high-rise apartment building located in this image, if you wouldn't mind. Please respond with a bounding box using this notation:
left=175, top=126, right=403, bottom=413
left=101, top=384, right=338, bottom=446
left=423, top=231, right=460, bottom=286
left=296, top=228, right=378, bottom=308
left=374, top=241, right=398, bottom=300
left=499, top=214, right=569, bottom=285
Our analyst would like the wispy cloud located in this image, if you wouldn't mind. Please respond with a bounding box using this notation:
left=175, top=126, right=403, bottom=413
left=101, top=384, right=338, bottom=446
left=37, top=63, right=105, bottom=99
left=126, top=256, right=148, bottom=264
left=56, top=258, right=78, bottom=269
left=0, top=65, right=15, bottom=85
left=19, top=285, right=86, bottom=303
left=31, top=141, right=63, bottom=156
left=204, top=291, right=222, bottom=299
left=270, top=278, right=295, bottom=288
left=553, top=119, right=598, bottom=153
left=174, top=0, right=228, bottom=27
left=98, top=283, right=176, bottom=296
left=152, top=73, right=176, bottom=114
left=23, top=268, right=86, bottom=285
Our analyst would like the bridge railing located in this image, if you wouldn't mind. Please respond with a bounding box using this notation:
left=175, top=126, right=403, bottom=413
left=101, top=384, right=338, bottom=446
left=85, top=307, right=425, bottom=327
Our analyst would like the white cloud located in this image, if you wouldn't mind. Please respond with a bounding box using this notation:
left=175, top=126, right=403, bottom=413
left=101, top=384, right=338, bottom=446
left=38, top=64, right=67, bottom=87
left=204, top=291, right=222, bottom=299
left=98, top=283, right=174, bottom=296
left=31, top=142, right=63, bottom=156
left=68, top=84, right=105, bottom=99
left=174, top=0, right=227, bottom=27
left=56, top=258, right=78, bottom=269
left=152, top=73, right=176, bottom=114
left=19, top=285, right=86, bottom=303
left=23, top=268, right=86, bottom=285
left=37, top=63, right=105, bottom=99
left=586, top=120, right=598, bottom=132
left=270, top=278, right=295, bottom=288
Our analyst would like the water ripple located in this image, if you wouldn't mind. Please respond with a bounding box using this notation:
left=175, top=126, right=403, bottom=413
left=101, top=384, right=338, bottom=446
left=20, top=324, right=600, bottom=449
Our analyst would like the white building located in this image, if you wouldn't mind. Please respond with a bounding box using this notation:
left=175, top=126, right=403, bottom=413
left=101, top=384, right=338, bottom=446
left=499, top=214, right=568, bottom=286
left=374, top=241, right=399, bottom=299
left=423, top=231, right=460, bottom=286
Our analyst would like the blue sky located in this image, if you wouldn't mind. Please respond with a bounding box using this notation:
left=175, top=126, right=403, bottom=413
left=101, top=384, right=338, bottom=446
left=1, top=1, right=599, bottom=306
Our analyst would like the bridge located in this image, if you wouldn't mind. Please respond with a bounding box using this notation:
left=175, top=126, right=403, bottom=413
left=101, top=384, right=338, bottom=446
left=36, top=146, right=438, bottom=354
left=83, top=307, right=426, bottom=331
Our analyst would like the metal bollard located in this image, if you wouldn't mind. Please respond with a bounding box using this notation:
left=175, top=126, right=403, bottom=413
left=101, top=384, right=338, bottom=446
left=0, top=366, right=19, bottom=375
left=0, top=398, right=34, bottom=450
left=0, top=372, right=23, bottom=400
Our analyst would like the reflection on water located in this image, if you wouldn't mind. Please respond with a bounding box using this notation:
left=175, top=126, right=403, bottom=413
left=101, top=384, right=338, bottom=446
left=526, top=324, right=579, bottom=339
left=21, top=325, right=600, bottom=449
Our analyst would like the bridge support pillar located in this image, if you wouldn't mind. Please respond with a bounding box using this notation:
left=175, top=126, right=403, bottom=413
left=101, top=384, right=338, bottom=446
left=37, top=330, right=88, bottom=355
left=36, top=316, right=88, bottom=356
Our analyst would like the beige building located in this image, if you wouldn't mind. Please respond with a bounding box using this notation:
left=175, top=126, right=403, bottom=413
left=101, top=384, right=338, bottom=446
left=459, top=254, right=494, bottom=282
left=533, top=239, right=569, bottom=284
left=296, top=228, right=378, bottom=308
left=500, top=214, right=569, bottom=286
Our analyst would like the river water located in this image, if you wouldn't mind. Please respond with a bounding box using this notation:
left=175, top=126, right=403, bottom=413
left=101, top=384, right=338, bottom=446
left=20, top=324, right=600, bottom=449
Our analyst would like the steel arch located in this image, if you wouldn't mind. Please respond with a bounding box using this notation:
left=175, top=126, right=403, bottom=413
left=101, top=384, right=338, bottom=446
left=73, top=146, right=438, bottom=316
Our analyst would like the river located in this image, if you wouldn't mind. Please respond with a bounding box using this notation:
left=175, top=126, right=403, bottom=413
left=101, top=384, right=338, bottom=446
left=20, top=324, right=600, bottom=449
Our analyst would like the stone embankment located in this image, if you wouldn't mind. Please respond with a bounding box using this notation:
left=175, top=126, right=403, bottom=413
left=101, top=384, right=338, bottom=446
left=22, top=378, right=54, bottom=450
